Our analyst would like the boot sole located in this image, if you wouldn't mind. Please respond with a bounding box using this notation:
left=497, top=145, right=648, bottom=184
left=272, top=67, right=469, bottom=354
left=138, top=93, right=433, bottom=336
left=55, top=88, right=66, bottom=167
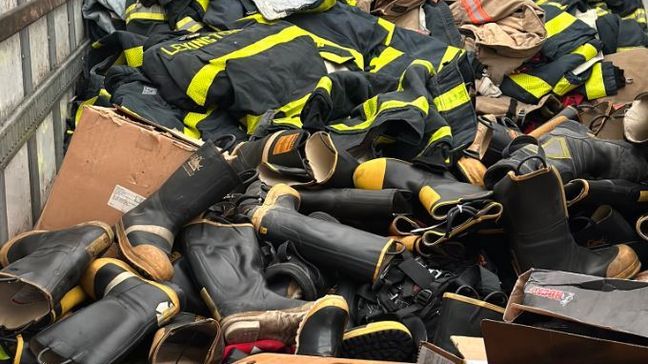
left=222, top=304, right=313, bottom=344
left=340, top=321, right=414, bottom=362
left=116, top=219, right=171, bottom=281
left=613, top=253, right=641, bottom=279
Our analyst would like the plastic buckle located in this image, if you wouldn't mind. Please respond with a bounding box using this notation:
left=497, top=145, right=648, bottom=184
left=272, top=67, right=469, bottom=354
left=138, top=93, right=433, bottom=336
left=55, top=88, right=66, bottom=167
left=414, top=289, right=434, bottom=306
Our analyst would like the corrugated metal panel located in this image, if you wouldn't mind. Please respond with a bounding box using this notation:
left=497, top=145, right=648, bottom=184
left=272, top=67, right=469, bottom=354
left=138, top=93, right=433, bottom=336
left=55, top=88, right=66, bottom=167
left=0, top=0, right=86, bottom=240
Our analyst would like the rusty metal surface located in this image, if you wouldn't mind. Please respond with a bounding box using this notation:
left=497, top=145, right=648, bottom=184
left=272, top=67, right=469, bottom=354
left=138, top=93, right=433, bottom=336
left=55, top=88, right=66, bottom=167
left=0, top=0, right=68, bottom=43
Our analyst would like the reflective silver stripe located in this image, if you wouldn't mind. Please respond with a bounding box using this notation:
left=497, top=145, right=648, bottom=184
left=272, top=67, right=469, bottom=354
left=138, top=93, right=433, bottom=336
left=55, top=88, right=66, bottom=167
left=124, top=224, right=174, bottom=248
left=104, top=271, right=137, bottom=296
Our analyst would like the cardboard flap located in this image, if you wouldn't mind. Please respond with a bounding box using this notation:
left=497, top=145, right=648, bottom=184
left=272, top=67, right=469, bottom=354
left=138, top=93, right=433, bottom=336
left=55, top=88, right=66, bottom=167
left=482, top=320, right=648, bottom=364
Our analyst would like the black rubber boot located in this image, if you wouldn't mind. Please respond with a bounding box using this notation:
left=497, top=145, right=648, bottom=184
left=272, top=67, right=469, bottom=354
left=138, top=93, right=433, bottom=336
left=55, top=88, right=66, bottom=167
left=353, top=158, right=492, bottom=221
left=570, top=205, right=639, bottom=249
left=30, top=258, right=181, bottom=364
left=117, top=140, right=241, bottom=281
left=228, top=129, right=311, bottom=180
left=179, top=220, right=313, bottom=345
left=0, top=221, right=113, bottom=332
left=493, top=162, right=641, bottom=278
left=178, top=220, right=306, bottom=319
left=249, top=184, right=398, bottom=284
left=564, top=178, right=648, bottom=215
left=484, top=121, right=648, bottom=189
left=340, top=321, right=415, bottom=362
left=432, top=292, right=505, bottom=357
left=149, top=312, right=223, bottom=364
left=295, top=295, right=349, bottom=357
left=170, top=257, right=211, bottom=317
left=298, top=188, right=413, bottom=222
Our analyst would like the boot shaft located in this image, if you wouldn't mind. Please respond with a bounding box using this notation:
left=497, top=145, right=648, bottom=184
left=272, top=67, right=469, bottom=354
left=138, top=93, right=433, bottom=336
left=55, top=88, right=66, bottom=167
left=31, top=258, right=180, bottom=364
left=252, top=184, right=396, bottom=283
left=179, top=220, right=305, bottom=318
left=432, top=292, right=504, bottom=356
left=296, top=295, right=349, bottom=357
left=0, top=222, right=113, bottom=267
left=149, top=313, right=223, bottom=364
left=0, top=222, right=113, bottom=332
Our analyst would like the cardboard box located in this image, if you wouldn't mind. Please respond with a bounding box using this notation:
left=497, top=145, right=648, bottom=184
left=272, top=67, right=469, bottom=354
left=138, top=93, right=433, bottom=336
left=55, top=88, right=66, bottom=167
left=37, top=106, right=197, bottom=230
left=480, top=269, right=648, bottom=363
left=417, top=338, right=487, bottom=364
left=482, top=320, right=648, bottom=364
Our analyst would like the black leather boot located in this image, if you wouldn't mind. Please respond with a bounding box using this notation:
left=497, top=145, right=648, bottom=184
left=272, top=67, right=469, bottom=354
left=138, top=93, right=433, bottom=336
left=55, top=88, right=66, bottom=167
left=493, top=162, right=641, bottom=278
left=484, top=121, right=648, bottom=189
left=340, top=321, right=415, bottom=362
left=564, top=178, right=648, bottom=215
left=117, top=140, right=241, bottom=281
left=249, top=184, right=398, bottom=283
left=432, top=292, right=504, bottom=357
left=0, top=221, right=113, bottom=332
left=295, top=295, right=349, bottom=357
left=353, top=158, right=492, bottom=221
left=30, top=258, right=181, bottom=364
left=149, top=312, right=223, bottom=364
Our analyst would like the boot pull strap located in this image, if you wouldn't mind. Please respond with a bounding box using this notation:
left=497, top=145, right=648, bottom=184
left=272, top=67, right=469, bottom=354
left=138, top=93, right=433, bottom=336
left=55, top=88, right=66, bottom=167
left=482, top=291, right=508, bottom=307
left=515, top=155, right=547, bottom=176
left=502, top=135, right=538, bottom=158
left=502, top=135, right=548, bottom=175
left=209, top=134, right=238, bottom=153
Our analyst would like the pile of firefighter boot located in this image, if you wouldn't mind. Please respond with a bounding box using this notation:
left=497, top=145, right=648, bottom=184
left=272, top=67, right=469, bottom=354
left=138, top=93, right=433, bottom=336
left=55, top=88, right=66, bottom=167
left=484, top=120, right=648, bottom=189
left=491, top=155, right=641, bottom=278
left=353, top=158, right=503, bottom=255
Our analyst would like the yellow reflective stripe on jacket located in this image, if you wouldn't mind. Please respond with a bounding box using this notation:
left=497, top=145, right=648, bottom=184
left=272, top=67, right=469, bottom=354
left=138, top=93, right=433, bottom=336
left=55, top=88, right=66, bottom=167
left=125, top=4, right=166, bottom=23
left=306, top=32, right=364, bottom=70
left=177, top=16, right=204, bottom=32
left=427, top=125, right=452, bottom=145
left=398, top=60, right=434, bottom=91
left=183, top=108, right=214, bottom=139
left=319, top=51, right=354, bottom=64
left=623, top=8, right=646, bottom=23
left=188, top=26, right=363, bottom=106
left=330, top=96, right=429, bottom=132
left=508, top=73, right=553, bottom=99
left=571, top=43, right=598, bottom=60
left=377, top=18, right=395, bottom=46
left=315, top=76, right=333, bottom=94
left=124, top=46, right=144, bottom=67
left=304, top=0, right=337, bottom=13
left=369, top=47, right=404, bottom=73
left=245, top=92, right=311, bottom=133
left=438, top=46, right=464, bottom=71
left=433, top=84, right=470, bottom=113
left=584, top=62, right=607, bottom=100
left=553, top=77, right=577, bottom=96
left=197, top=0, right=209, bottom=12
left=545, top=11, right=576, bottom=38
left=75, top=89, right=111, bottom=124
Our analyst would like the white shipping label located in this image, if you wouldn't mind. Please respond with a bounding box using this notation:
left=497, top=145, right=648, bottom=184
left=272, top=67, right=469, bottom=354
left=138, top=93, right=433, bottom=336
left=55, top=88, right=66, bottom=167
left=108, top=185, right=145, bottom=213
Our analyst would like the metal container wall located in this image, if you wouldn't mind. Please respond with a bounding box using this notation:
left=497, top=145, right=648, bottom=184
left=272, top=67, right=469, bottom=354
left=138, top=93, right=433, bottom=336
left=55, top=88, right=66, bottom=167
left=0, top=0, right=87, bottom=241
